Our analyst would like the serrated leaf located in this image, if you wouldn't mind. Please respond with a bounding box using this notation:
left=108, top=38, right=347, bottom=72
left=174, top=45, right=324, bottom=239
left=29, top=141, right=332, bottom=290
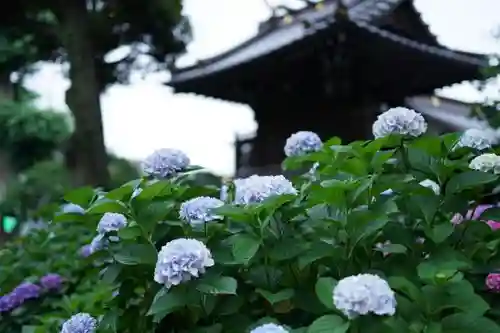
left=114, top=244, right=157, bottom=265
left=307, top=315, right=348, bottom=333
left=230, top=234, right=260, bottom=264
left=314, top=277, right=337, bottom=310
left=196, top=275, right=237, bottom=295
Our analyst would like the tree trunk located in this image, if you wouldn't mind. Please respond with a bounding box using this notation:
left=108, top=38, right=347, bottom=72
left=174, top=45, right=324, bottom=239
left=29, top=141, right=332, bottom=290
left=57, top=0, right=110, bottom=187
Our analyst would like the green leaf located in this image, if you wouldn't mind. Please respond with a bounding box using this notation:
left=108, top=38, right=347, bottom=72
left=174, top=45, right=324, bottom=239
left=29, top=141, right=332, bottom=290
left=106, top=184, right=135, bottom=201
left=196, top=275, right=237, bottom=295
left=101, top=264, right=122, bottom=284
left=87, top=200, right=128, bottom=214
left=315, top=277, right=337, bottom=310
left=298, top=242, right=337, bottom=269
left=114, top=244, right=157, bottom=265
left=269, top=238, right=307, bottom=261
left=256, top=288, right=294, bottom=305
left=426, top=223, right=454, bottom=244
left=445, top=171, right=498, bottom=194
left=388, top=276, right=422, bottom=303
left=480, top=207, right=500, bottom=221
left=64, top=187, right=95, bottom=207
left=147, top=287, right=186, bottom=316
left=441, top=314, right=500, bottom=333
left=375, top=243, right=407, bottom=255
left=99, top=311, right=118, bottom=332
left=118, top=225, right=143, bottom=240
left=230, top=234, right=261, bottom=264
left=138, top=180, right=174, bottom=199
left=307, top=315, right=348, bottom=333
left=213, top=205, right=253, bottom=222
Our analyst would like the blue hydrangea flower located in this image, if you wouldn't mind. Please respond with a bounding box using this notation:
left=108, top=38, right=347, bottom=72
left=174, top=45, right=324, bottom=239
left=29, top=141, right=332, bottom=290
left=233, top=175, right=297, bottom=205
left=250, top=323, right=289, bottom=333
left=284, top=131, right=323, bottom=157
left=372, top=107, right=427, bottom=138
left=40, top=273, right=63, bottom=290
left=61, top=313, right=97, bottom=333
left=97, top=213, right=127, bottom=234
left=154, top=238, right=214, bottom=288
left=61, top=203, right=85, bottom=214
left=179, top=196, right=224, bottom=226
left=142, top=148, right=190, bottom=178
left=89, top=234, right=108, bottom=253
left=79, top=244, right=92, bottom=258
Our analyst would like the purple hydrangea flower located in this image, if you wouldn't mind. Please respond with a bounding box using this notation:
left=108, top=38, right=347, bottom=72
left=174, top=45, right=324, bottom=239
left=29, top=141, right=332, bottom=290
left=0, top=282, right=41, bottom=312
left=13, top=282, right=41, bottom=301
left=40, top=274, right=63, bottom=290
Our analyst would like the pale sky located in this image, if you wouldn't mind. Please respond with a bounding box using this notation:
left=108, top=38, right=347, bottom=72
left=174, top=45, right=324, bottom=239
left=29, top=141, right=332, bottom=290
left=24, top=0, right=500, bottom=176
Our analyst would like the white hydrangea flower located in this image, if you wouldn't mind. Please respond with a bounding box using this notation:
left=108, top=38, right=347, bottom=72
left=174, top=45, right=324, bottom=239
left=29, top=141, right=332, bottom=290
left=419, top=179, right=440, bottom=195
left=372, top=107, right=427, bottom=139
left=250, top=323, right=289, bottom=333
left=154, top=238, right=214, bottom=288
left=142, top=148, right=190, bottom=178
left=61, top=203, right=85, bottom=214
left=60, top=313, right=97, bottom=333
left=469, top=153, right=500, bottom=174
left=284, top=131, right=323, bottom=157
left=455, top=128, right=493, bottom=150
left=179, top=196, right=224, bottom=226
left=333, top=273, right=396, bottom=318
left=97, top=213, right=127, bottom=234
left=131, top=187, right=143, bottom=199
left=220, top=184, right=228, bottom=202
left=233, top=175, right=297, bottom=205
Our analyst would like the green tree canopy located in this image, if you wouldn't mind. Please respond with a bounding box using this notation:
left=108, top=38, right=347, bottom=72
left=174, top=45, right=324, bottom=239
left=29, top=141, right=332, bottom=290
left=0, top=0, right=191, bottom=186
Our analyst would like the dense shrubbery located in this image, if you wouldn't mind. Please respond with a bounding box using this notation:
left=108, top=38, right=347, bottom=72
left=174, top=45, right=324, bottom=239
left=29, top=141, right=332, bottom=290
left=4, top=106, right=500, bottom=332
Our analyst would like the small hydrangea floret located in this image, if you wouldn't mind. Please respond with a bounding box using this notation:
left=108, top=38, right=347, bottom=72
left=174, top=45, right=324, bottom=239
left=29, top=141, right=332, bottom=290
left=333, top=273, right=396, bottom=318
left=61, top=313, right=98, bottom=333
left=61, top=203, right=85, bottom=214
left=142, top=148, right=190, bottom=178
left=250, top=323, right=289, bottom=333
left=284, top=131, right=323, bottom=157
left=179, top=196, right=224, bottom=226
left=40, top=273, right=63, bottom=290
left=97, top=212, right=127, bottom=234
left=372, top=107, right=427, bottom=139
left=233, top=175, right=297, bottom=205
left=456, top=128, right=493, bottom=151
left=486, top=273, right=500, bottom=292
left=469, top=153, right=500, bottom=174
left=154, top=238, right=214, bottom=289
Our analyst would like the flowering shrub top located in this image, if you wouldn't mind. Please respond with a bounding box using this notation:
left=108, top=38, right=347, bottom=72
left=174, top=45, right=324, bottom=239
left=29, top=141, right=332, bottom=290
left=7, top=106, right=500, bottom=333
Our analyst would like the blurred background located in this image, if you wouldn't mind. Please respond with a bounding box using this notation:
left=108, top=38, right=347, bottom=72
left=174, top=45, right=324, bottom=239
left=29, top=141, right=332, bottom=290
left=0, top=0, right=499, bottom=235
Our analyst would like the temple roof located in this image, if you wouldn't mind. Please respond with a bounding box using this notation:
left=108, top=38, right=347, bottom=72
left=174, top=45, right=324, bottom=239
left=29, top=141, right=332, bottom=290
left=169, top=0, right=487, bottom=87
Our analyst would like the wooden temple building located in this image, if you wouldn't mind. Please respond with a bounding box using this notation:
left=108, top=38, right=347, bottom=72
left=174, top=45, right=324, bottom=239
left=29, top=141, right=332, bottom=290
left=168, top=0, right=488, bottom=176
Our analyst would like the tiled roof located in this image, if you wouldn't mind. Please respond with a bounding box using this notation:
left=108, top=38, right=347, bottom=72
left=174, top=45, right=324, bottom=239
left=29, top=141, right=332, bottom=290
left=169, top=0, right=485, bottom=85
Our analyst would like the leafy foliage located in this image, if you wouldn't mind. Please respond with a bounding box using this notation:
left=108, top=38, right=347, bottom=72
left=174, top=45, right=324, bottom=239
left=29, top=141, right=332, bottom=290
left=5, top=130, right=500, bottom=333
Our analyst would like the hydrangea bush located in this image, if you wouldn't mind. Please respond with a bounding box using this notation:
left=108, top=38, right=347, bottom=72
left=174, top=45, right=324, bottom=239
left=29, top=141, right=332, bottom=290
left=0, top=203, right=115, bottom=333
left=7, top=106, right=500, bottom=332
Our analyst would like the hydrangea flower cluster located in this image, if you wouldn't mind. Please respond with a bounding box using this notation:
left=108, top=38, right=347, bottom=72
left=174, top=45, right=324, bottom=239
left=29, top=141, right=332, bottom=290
left=60, top=312, right=97, bottom=333
left=250, top=323, right=289, bottom=333
left=97, top=212, right=128, bottom=234
left=154, top=238, right=214, bottom=289
left=40, top=273, right=63, bottom=290
left=469, top=153, right=500, bottom=174
left=419, top=179, right=440, bottom=195
left=0, top=282, right=41, bottom=313
left=333, top=273, right=396, bottom=318
left=372, top=107, right=427, bottom=139
left=486, top=273, right=500, bottom=292
left=179, top=196, right=224, bottom=226
left=284, top=131, right=323, bottom=157
left=61, top=203, right=85, bottom=214
left=142, top=148, right=190, bottom=178
left=233, top=175, right=297, bottom=205
left=465, top=204, right=500, bottom=230
left=456, top=128, right=493, bottom=151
